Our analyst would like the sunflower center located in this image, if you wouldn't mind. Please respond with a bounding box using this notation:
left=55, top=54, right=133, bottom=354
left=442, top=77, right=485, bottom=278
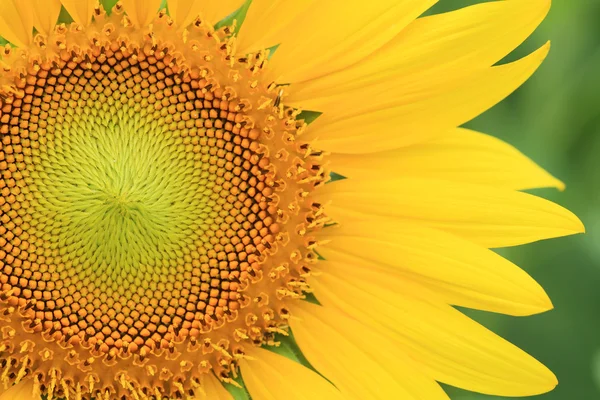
left=34, top=105, right=218, bottom=276
left=0, top=9, right=327, bottom=400
left=1, top=41, right=281, bottom=355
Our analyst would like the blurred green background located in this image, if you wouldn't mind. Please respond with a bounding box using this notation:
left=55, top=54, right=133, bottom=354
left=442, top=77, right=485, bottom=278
left=429, top=0, right=600, bottom=399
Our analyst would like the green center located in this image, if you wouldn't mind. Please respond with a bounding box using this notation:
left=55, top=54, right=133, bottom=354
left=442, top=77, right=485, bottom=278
left=29, top=106, right=217, bottom=281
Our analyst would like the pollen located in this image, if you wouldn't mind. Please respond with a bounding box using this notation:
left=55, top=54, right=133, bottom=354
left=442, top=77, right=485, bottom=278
left=0, top=7, right=328, bottom=400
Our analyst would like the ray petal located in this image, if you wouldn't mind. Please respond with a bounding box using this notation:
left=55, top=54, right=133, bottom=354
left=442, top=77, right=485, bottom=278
left=317, top=220, right=557, bottom=315
left=235, top=0, right=316, bottom=54
left=310, top=265, right=557, bottom=396
left=317, top=177, right=584, bottom=248
left=303, top=43, right=550, bottom=153
left=121, top=0, right=162, bottom=27
left=268, top=0, right=437, bottom=83
left=291, top=302, right=450, bottom=400
left=0, top=379, right=37, bottom=400
left=32, top=0, right=62, bottom=36
left=329, top=127, right=564, bottom=191
left=288, top=0, right=550, bottom=106
left=201, top=0, right=245, bottom=25
left=241, top=347, right=343, bottom=400
left=60, top=0, right=97, bottom=26
left=0, top=0, right=34, bottom=48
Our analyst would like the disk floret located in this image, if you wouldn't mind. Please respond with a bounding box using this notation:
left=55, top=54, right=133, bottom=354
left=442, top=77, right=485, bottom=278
left=0, top=7, right=328, bottom=399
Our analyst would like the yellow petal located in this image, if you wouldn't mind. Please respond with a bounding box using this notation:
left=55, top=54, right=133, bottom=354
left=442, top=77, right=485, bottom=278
left=329, top=127, right=564, bottom=190
left=288, top=0, right=550, bottom=106
left=0, top=0, right=33, bottom=48
left=168, top=0, right=243, bottom=28
left=304, top=43, right=550, bottom=154
left=32, top=0, right=61, bottom=36
left=121, top=0, right=162, bottom=27
left=236, top=0, right=316, bottom=54
left=168, top=0, right=202, bottom=28
left=318, top=177, right=584, bottom=248
left=0, top=379, right=37, bottom=400
left=291, top=302, right=449, bottom=400
left=241, top=347, right=343, bottom=400
left=60, top=0, right=96, bottom=26
left=310, top=266, right=558, bottom=397
left=318, top=220, right=554, bottom=316
left=196, top=374, right=233, bottom=399
left=201, top=0, right=245, bottom=25
left=268, top=0, right=437, bottom=83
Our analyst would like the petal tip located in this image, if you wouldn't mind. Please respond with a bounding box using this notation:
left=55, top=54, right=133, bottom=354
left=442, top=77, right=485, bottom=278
left=571, top=214, right=586, bottom=234
left=531, top=292, right=554, bottom=315
left=542, top=369, right=559, bottom=394
left=528, top=368, right=559, bottom=396
left=510, top=277, right=554, bottom=316
left=553, top=177, right=566, bottom=192
left=551, top=201, right=585, bottom=236
left=540, top=40, right=551, bottom=59
left=519, top=361, right=558, bottom=396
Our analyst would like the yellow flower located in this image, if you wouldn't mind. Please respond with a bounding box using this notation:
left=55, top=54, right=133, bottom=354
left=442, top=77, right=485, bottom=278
left=0, top=0, right=583, bottom=399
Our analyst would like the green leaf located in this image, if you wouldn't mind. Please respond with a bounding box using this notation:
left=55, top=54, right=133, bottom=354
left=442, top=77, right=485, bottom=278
left=160, top=0, right=169, bottom=12
left=266, top=331, right=318, bottom=374
left=298, top=110, right=322, bottom=125
left=101, top=0, right=120, bottom=14
left=215, top=0, right=251, bottom=32
left=329, top=172, right=346, bottom=183
left=225, top=374, right=252, bottom=400
left=58, top=6, right=74, bottom=24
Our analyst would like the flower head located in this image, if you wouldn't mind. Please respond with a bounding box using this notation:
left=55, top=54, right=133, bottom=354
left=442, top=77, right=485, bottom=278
left=0, top=0, right=584, bottom=399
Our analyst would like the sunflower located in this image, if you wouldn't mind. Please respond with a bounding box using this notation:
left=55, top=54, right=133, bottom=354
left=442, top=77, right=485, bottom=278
left=0, top=0, right=584, bottom=399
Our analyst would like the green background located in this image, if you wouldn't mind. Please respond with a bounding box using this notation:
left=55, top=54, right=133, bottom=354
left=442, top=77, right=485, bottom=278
left=431, top=0, right=600, bottom=399
left=2, top=0, right=598, bottom=399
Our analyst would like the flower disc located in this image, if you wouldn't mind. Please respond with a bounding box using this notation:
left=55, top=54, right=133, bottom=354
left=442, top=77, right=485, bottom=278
left=0, top=8, right=327, bottom=399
